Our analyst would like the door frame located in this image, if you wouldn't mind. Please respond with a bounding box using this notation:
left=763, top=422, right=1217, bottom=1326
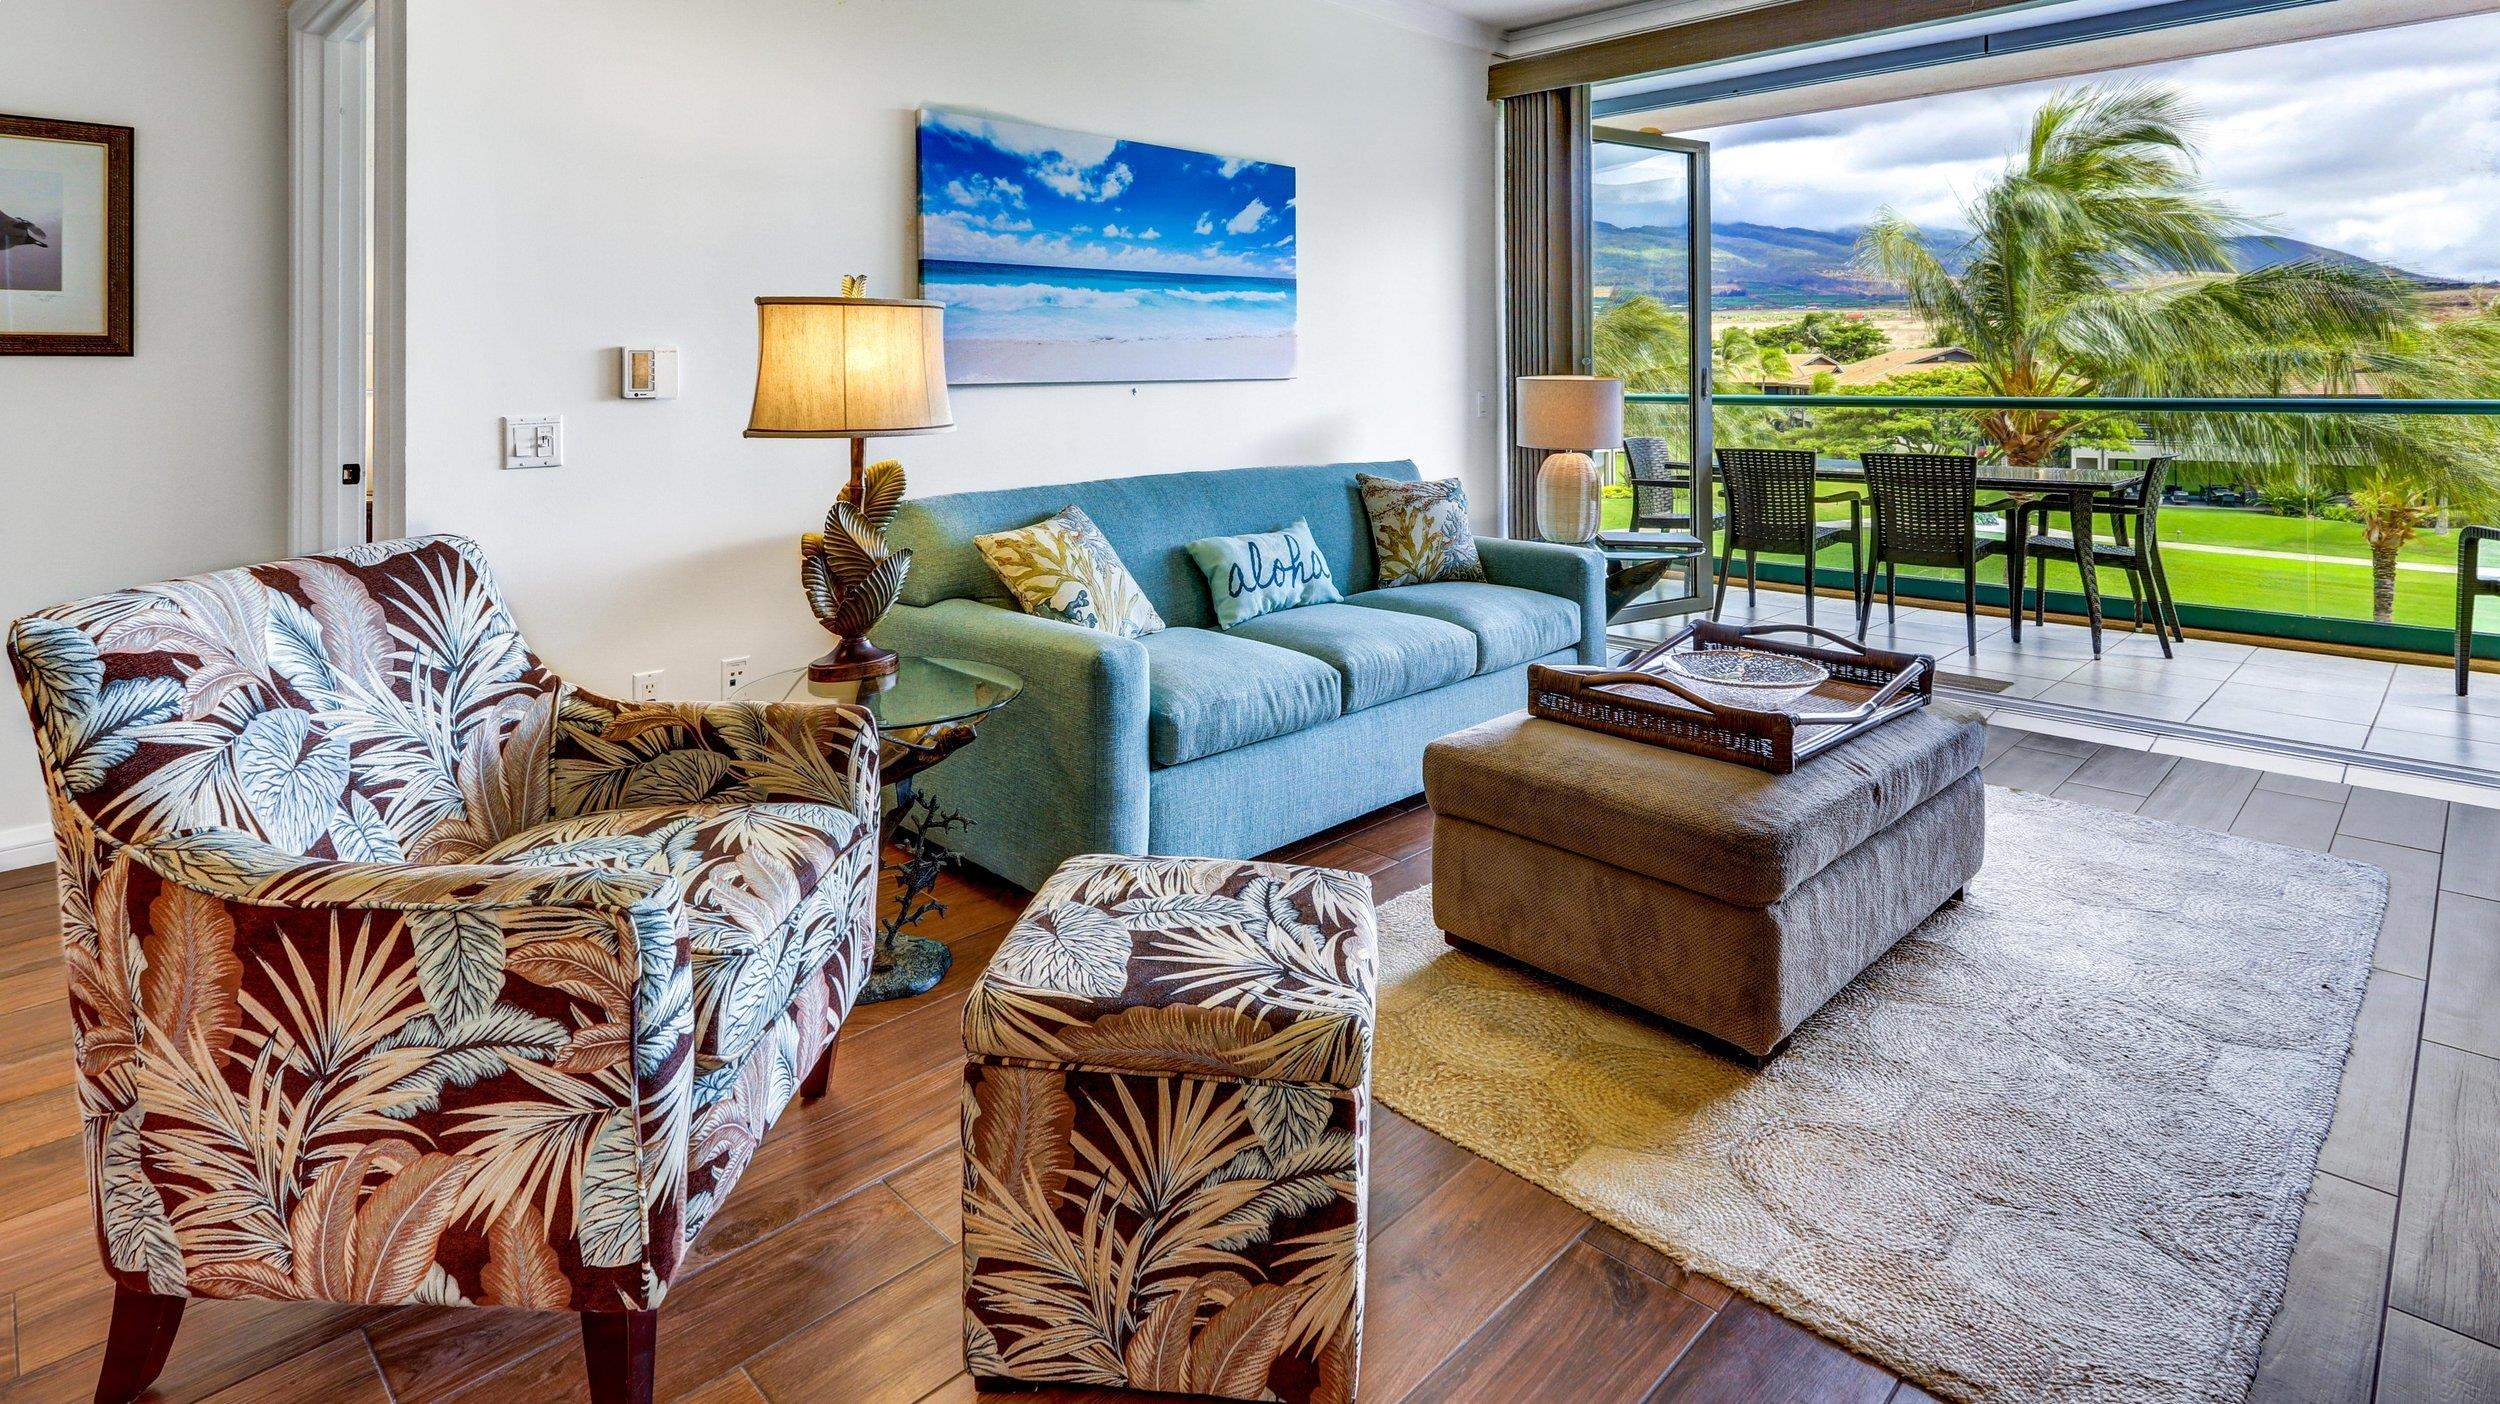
left=1590, top=124, right=1715, bottom=623
left=288, top=0, right=405, bottom=552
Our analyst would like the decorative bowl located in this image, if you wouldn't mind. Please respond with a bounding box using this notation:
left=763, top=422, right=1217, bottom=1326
left=1656, top=647, right=1830, bottom=710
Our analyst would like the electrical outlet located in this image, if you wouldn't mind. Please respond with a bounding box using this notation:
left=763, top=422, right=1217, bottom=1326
left=720, top=655, right=750, bottom=696
left=631, top=669, right=663, bottom=702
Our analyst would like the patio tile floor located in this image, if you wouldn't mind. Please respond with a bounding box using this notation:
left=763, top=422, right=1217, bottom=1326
left=1614, top=587, right=2500, bottom=800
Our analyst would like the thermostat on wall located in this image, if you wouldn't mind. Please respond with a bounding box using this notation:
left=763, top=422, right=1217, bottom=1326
left=621, top=346, right=680, bottom=399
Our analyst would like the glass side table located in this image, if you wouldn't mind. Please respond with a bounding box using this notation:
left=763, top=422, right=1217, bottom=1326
left=734, top=654, right=1024, bottom=1003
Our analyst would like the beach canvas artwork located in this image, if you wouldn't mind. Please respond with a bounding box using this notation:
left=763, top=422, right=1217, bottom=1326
left=917, top=109, right=1295, bottom=384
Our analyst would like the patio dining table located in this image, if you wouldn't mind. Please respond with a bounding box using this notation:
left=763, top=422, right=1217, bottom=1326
left=1808, top=456, right=2151, bottom=658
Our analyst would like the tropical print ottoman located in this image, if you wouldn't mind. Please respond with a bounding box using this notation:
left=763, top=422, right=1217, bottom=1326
left=960, top=852, right=1378, bottom=1401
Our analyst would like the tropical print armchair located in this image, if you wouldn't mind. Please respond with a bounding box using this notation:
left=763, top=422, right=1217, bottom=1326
left=7, top=535, right=880, bottom=1404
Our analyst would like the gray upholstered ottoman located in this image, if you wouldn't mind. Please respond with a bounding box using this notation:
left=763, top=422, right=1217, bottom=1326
left=1423, top=705, right=1987, bottom=1058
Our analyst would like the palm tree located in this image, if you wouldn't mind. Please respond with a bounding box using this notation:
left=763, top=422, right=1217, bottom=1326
left=1859, top=82, right=2500, bottom=621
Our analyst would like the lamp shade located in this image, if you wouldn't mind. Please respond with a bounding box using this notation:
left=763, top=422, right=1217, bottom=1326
left=744, top=296, right=954, bottom=438
left=1515, top=375, right=1625, bottom=451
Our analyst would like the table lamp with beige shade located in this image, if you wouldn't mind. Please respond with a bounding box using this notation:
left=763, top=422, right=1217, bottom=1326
left=1516, top=374, right=1624, bottom=546
left=746, top=284, right=953, bottom=685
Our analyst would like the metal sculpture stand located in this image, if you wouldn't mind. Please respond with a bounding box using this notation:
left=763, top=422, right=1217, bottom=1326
left=857, top=720, right=980, bottom=1004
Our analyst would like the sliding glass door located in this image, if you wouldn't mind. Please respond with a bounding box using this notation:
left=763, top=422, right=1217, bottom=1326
left=1589, top=127, right=1713, bottom=627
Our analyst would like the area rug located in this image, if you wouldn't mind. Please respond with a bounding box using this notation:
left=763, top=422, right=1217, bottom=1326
left=1371, top=788, right=2387, bottom=1404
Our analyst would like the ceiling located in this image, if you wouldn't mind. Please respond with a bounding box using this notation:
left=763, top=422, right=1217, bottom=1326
left=1427, top=0, right=1642, bottom=23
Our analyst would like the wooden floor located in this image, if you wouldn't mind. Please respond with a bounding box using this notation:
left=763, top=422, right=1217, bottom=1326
left=2, top=724, right=2497, bottom=1402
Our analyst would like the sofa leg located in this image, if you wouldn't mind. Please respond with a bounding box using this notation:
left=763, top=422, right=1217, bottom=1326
left=802, top=1032, right=840, bottom=1101
left=94, top=1285, right=185, bottom=1404
left=581, top=1309, right=658, bottom=1404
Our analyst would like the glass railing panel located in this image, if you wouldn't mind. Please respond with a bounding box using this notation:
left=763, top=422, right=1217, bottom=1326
left=1636, top=393, right=2500, bottom=666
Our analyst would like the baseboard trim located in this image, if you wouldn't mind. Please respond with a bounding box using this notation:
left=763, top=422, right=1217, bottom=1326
left=0, top=822, right=57, bottom=873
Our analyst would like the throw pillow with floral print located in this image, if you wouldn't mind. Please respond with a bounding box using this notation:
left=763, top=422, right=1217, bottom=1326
left=975, top=505, right=1166, bottom=638
left=1358, top=473, right=1485, bottom=588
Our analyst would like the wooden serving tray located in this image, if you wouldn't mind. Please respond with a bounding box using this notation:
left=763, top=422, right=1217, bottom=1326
left=1528, top=620, right=1934, bottom=773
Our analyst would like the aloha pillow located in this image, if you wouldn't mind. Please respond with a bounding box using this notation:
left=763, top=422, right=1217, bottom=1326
left=975, top=505, right=1165, bottom=638
left=1359, top=473, right=1486, bottom=588
left=1184, top=518, right=1344, bottom=628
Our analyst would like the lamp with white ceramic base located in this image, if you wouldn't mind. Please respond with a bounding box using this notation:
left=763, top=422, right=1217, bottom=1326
left=1516, top=373, right=1625, bottom=546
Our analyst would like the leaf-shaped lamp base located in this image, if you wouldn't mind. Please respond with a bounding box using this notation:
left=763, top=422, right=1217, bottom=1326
left=808, top=635, right=899, bottom=685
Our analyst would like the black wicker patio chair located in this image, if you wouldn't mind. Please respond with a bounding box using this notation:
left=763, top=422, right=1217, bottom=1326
left=1624, top=436, right=1725, bottom=534
left=2458, top=525, right=2500, bottom=694
left=2016, top=456, right=2182, bottom=659
left=1711, top=447, right=1862, bottom=630
left=1859, top=451, right=2021, bottom=655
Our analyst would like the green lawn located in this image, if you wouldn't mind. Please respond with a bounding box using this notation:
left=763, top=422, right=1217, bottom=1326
left=1600, top=493, right=2483, bottom=632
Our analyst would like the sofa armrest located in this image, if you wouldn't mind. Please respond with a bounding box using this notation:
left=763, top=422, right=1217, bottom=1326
left=1478, top=536, right=1608, bottom=664
left=871, top=599, right=1151, bottom=888
left=100, top=828, right=696, bottom=1309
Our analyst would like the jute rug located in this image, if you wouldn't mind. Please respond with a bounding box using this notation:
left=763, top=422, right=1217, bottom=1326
left=1372, top=788, right=2387, bottom=1404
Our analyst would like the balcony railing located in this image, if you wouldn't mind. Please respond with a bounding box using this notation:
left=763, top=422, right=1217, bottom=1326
left=1615, top=390, right=2500, bottom=660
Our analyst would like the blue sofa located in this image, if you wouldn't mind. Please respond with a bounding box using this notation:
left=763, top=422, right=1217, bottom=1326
left=872, top=460, right=1607, bottom=890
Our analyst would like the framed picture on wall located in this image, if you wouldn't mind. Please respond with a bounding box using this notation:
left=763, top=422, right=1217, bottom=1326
left=917, top=108, right=1295, bottom=385
left=0, top=113, right=133, bottom=356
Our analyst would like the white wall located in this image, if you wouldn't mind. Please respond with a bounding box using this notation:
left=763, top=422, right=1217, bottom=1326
left=0, top=0, right=290, bottom=866
left=403, top=0, right=1500, bottom=702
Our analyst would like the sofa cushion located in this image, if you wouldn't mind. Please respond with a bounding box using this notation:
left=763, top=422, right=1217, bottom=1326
left=1347, top=581, right=1580, bottom=676
left=1230, top=601, right=1476, bottom=712
left=890, top=461, right=1424, bottom=626
left=482, top=800, right=873, bottom=1078
left=1140, top=627, right=1343, bottom=766
left=1424, top=705, right=1988, bottom=907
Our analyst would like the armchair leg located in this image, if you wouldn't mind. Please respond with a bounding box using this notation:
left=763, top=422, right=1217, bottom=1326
left=802, top=1032, right=840, bottom=1101
left=582, top=1309, right=659, bottom=1404
left=94, top=1286, right=185, bottom=1404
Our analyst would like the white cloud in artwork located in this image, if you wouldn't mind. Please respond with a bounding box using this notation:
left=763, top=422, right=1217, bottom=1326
left=929, top=110, right=1118, bottom=169
left=1037, top=158, right=1134, bottom=202
left=923, top=209, right=1292, bottom=278
left=1140, top=228, right=1162, bottom=240
left=1101, top=223, right=1132, bottom=239
left=1218, top=156, right=1254, bottom=178
left=944, top=174, right=1026, bottom=211
left=1193, top=212, right=1216, bottom=235
left=1227, top=198, right=1270, bottom=234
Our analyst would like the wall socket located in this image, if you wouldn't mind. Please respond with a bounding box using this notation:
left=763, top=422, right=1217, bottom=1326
left=630, top=669, right=663, bottom=702
left=719, top=655, right=749, bottom=696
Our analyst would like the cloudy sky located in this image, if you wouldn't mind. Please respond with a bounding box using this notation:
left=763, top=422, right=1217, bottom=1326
left=1604, top=11, right=2500, bottom=281
left=918, top=109, right=1295, bottom=280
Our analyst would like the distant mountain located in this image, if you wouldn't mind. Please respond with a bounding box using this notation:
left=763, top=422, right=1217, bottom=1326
left=1595, top=220, right=2449, bottom=310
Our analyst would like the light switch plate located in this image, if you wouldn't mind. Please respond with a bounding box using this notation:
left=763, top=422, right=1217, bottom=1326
left=503, top=415, right=562, bottom=470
